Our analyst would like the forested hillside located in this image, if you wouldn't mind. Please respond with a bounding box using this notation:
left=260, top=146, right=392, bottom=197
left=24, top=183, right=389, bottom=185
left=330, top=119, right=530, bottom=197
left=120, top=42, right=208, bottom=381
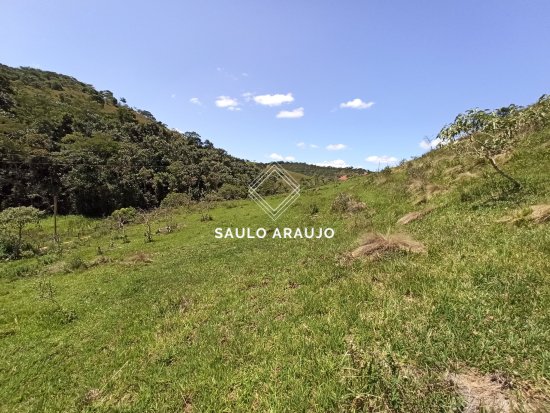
left=268, top=162, right=367, bottom=180
left=0, top=64, right=261, bottom=216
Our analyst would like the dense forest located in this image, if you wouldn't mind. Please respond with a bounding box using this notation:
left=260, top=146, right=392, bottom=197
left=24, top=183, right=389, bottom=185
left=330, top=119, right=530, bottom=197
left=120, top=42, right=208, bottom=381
left=0, top=65, right=265, bottom=216
left=264, top=161, right=366, bottom=179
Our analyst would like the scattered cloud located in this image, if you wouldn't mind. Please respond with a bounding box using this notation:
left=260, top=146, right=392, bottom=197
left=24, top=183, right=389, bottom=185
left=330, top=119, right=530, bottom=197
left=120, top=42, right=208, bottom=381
left=242, top=92, right=254, bottom=102
left=241, top=72, right=249, bottom=77
left=297, top=142, right=319, bottom=149
left=254, top=93, right=294, bottom=106
left=276, top=107, right=304, bottom=119
left=189, top=97, right=202, bottom=106
left=215, top=96, right=239, bottom=110
left=365, top=155, right=398, bottom=164
left=215, top=67, right=240, bottom=80
left=326, top=143, right=347, bottom=151
left=340, top=98, right=375, bottom=110
left=315, top=160, right=349, bottom=168
left=419, top=137, right=443, bottom=150
left=269, top=153, right=295, bottom=161
left=171, top=93, right=177, bottom=99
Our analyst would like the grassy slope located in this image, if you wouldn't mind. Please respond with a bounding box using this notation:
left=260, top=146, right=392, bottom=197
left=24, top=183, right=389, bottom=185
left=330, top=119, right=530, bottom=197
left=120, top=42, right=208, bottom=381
left=0, top=129, right=549, bottom=412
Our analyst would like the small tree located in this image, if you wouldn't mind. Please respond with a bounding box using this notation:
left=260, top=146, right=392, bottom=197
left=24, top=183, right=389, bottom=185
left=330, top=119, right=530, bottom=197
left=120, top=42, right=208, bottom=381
left=160, top=192, right=193, bottom=209
left=110, top=207, right=136, bottom=240
left=0, top=206, right=42, bottom=257
left=437, top=97, right=550, bottom=190
left=138, top=209, right=161, bottom=243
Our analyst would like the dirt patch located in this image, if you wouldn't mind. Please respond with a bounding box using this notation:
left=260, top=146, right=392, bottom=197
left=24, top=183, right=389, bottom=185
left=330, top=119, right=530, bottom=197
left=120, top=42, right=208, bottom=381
left=83, top=388, right=101, bottom=405
left=350, top=233, right=426, bottom=260
left=498, top=204, right=550, bottom=225
left=397, top=207, right=435, bottom=225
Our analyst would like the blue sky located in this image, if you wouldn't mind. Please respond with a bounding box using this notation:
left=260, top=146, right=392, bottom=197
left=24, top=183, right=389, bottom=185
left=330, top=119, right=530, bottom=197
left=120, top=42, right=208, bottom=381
left=1, top=1, right=549, bottom=169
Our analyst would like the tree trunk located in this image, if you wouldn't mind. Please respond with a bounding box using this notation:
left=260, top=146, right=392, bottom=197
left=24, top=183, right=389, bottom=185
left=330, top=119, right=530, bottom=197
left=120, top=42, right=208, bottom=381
left=488, top=156, right=521, bottom=190
left=53, top=194, right=59, bottom=242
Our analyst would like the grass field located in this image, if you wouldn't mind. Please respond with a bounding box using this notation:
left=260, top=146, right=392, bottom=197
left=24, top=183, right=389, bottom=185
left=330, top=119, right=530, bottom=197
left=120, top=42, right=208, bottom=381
left=1, top=129, right=549, bottom=412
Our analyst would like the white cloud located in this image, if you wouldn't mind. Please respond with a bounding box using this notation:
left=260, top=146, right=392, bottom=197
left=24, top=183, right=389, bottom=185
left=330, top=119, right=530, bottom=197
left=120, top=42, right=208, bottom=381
left=326, top=143, right=347, bottom=151
left=365, top=155, right=398, bottom=164
left=241, top=72, right=249, bottom=77
left=340, top=98, right=375, bottom=110
left=315, top=160, right=349, bottom=168
left=297, top=142, right=320, bottom=149
left=227, top=106, right=241, bottom=111
left=269, top=153, right=295, bottom=161
left=171, top=93, right=177, bottom=99
left=189, top=97, right=202, bottom=105
left=276, top=107, right=304, bottom=119
left=242, top=92, right=254, bottom=102
left=254, top=93, right=294, bottom=106
left=419, top=137, right=443, bottom=150
left=215, top=96, right=239, bottom=110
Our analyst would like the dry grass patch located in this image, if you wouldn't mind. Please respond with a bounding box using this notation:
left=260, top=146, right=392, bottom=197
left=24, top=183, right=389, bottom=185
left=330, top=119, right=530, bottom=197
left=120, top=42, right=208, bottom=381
left=446, top=371, right=550, bottom=413
left=498, top=204, right=550, bottom=225
left=455, top=171, right=480, bottom=181
left=331, top=192, right=367, bottom=213
left=397, top=207, right=435, bottom=225
left=350, top=232, right=426, bottom=260
left=123, top=251, right=154, bottom=265
left=447, top=371, right=512, bottom=413
left=408, top=180, right=446, bottom=205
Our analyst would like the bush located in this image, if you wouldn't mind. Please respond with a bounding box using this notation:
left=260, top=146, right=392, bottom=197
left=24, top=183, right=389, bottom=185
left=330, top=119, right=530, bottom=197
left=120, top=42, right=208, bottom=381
left=0, top=206, right=42, bottom=258
left=161, top=192, right=193, bottom=209
left=203, top=192, right=223, bottom=203
left=218, top=184, right=247, bottom=200
left=331, top=193, right=366, bottom=213
left=67, top=256, right=87, bottom=271
left=309, top=204, right=320, bottom=215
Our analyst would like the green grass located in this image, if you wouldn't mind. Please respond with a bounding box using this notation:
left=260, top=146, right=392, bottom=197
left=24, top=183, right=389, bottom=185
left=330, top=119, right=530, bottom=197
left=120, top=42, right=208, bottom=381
left=1, top=130, right=549, bottom=412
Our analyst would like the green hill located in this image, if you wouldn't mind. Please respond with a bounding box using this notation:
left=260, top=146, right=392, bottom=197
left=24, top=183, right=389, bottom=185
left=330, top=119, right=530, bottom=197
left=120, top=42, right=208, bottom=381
left=265, top=161, right=367, bottom=180
left=0, top=64, right=261, bottom=216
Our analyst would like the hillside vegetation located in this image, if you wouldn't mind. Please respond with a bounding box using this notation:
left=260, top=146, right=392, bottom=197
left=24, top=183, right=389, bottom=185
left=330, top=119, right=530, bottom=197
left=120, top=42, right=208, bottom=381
left=0, top=64, right=262, bottom=216
left=1, top=92, right=549, bottom=411
left=0, top=65, right=358, bottom=218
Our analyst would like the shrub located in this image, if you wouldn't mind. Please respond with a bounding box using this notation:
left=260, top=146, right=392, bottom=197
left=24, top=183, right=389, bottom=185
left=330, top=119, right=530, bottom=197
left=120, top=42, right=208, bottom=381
left=203, top=192, right=223, bottom=203
left=110, top=207, right=136, bottom=239
left=309, top=204, right=320, bottom=215
left=0, top=206, right=42, bottom=258
left=218, top=184, right=247, bottom=200
left=160, top=192, right=193, bottom=209
left=331, top=193, right=366, bottom=213
left=67, top=256, right=86, bottom=271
